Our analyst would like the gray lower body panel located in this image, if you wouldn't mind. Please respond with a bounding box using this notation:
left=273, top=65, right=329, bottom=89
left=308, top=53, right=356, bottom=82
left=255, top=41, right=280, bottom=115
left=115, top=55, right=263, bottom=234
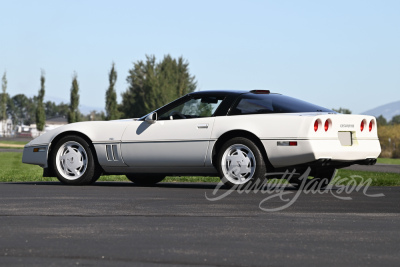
left=22, top=145, right=49, bottom=168
left=101, top=166, right=219, bottom=176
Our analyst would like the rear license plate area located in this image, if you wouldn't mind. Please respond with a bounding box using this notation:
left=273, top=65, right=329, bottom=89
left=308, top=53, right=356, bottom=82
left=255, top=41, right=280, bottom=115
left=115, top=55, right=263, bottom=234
left=338, top=131, right=352, bottom=146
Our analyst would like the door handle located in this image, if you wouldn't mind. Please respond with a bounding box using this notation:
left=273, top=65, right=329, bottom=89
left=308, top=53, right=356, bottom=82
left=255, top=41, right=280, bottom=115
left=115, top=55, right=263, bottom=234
left=197, top=124, right=209, bottom=129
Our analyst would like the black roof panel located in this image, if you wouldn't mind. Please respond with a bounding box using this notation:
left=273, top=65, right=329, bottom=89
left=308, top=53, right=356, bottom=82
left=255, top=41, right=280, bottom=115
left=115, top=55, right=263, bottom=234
left=189, top=90, right=249, bottom=96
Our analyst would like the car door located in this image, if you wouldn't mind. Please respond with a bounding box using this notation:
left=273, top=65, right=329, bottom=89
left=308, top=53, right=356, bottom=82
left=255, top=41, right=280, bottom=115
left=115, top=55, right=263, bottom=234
left=120, top=96, right=223, bottom=167
left=120, top=118, right=215, bottom=167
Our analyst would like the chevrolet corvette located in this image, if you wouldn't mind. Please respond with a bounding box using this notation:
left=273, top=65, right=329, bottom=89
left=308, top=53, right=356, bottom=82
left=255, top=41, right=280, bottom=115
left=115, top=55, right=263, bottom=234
left=22, top=90, right=381, bottom=188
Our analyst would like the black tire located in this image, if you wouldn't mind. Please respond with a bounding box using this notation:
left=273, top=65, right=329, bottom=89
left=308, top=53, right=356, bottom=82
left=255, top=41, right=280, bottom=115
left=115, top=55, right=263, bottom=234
left=51, top=135, right=101, bottom=185
left=289, top=168, right=337, bottom=189
left=126, top=175, right=165, bottom=186
left=217, top=137, right=267, bottom=188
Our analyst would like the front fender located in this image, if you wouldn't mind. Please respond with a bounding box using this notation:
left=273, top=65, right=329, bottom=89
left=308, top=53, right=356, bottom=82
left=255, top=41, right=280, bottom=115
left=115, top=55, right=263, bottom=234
left=22, top=120, right=132, bottom=168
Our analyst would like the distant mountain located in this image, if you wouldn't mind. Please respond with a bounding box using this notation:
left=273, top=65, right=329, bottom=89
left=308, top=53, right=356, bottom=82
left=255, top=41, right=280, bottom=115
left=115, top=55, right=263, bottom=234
left=79, top=105, right=104, bottom=115
left=362, top=100, right=400, bottom=120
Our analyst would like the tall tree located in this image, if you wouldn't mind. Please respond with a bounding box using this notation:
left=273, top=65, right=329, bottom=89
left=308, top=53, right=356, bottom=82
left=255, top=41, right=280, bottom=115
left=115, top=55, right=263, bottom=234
left=35, top=71, right=46, bottom=131
left=68, top=73, right=80, bottom=123
left=7, top=95, right=16, bottom=126
left=120, top=54, right=197, bottom=118
left=26, top=96, right=38, bottom=125
left=1, top=72, right=7, bottom=135
left=105, top=63, right=119, bottom=120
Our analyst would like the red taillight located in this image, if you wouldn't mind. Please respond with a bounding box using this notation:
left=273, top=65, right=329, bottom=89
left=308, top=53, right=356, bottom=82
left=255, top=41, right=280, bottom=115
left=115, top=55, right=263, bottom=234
left=289, top=141, right=297, bottom=146
left=360, top=120, right=365, bottom=132
left=314, top=120, right=319, bottom=132
left=369, top=120, right=373, bottom=132
left=324, top=120, right=329, bottom=131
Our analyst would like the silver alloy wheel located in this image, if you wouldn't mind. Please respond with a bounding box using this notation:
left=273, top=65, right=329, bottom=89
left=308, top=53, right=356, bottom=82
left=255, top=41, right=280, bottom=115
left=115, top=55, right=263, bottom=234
left=55, top=141, right=88, bottom=180
left=221, top=144, right=256, bottom=184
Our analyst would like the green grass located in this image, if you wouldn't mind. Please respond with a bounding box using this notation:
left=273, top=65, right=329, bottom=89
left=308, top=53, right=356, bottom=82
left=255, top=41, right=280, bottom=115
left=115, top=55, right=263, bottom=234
left=333, top=169, right=400, bottom=186
left=0, top=146, right=24, bottom=149
left=0, top=152, right=399, bottom=186
left=0, top=152, right=56, bottom=182
left=377, top=158, right=400, bottom=165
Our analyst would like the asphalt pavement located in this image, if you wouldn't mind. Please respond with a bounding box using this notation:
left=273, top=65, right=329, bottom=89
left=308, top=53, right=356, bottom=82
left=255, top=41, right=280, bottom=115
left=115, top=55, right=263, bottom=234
left=0, top=182, right=399, bottom=266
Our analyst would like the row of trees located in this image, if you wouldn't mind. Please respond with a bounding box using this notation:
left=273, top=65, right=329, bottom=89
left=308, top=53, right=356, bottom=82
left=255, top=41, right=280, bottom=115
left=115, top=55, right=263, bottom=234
left=0, top=55, right=197, bottom=131
left=375, top=115, right=400, bottom=126
left=378, top=124, right=400, bottom=158
left=1, top=71, right=81, bottom=132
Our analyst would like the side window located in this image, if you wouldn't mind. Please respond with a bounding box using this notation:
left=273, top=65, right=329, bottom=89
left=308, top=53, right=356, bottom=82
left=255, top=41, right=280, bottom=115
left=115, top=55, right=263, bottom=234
left=158, top=96, right=223, bottom=120
left=231, top=97, right=274, bottom=115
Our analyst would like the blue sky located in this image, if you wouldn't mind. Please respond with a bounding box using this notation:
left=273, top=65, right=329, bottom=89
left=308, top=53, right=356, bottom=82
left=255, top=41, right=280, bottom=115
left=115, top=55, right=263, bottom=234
left=1, top=0, right=399, bottom=114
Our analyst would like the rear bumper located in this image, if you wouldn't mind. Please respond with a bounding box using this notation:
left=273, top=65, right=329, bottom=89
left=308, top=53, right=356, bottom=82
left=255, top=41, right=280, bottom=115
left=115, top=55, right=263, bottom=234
left=263, top=139, right=381, bottom=168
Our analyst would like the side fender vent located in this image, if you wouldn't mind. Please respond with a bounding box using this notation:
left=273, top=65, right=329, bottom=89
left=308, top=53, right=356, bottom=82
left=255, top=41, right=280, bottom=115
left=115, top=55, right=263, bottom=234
left=106, top=145, right=120, bottom=161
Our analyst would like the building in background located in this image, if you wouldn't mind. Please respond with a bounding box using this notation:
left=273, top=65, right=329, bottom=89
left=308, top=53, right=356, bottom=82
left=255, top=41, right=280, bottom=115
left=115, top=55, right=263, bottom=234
left=15, top=116, right=68, bottom=138
left=0, top=118, right=13, bottom=137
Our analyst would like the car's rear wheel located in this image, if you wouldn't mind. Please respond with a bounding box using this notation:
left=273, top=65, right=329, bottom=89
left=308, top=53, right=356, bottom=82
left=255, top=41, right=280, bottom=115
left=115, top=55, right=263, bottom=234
left=289, top=168, right=337, bottom=189
left=126, top=175, right=165, bottom=186
left=217, top=137, right=266, bottom=188
left=51, top=135, right=101, bottom=185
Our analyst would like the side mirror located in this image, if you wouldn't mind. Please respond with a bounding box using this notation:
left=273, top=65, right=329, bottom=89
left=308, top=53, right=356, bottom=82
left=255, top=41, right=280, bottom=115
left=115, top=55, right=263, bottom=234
left=145, top=112, right=157, bottom=124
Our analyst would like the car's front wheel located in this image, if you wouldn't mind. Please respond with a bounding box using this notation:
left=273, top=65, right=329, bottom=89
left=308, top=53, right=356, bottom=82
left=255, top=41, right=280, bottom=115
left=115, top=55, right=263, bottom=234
left=217, top=137, right=267, bottom=188
left=126, top=175, right=165, bottom=186
left=51, top=135, right=101, bottom=185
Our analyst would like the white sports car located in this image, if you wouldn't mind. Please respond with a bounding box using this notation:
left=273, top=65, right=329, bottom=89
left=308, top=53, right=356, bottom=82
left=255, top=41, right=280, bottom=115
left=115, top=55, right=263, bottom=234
left=22, top=90, right=381, bottom=187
